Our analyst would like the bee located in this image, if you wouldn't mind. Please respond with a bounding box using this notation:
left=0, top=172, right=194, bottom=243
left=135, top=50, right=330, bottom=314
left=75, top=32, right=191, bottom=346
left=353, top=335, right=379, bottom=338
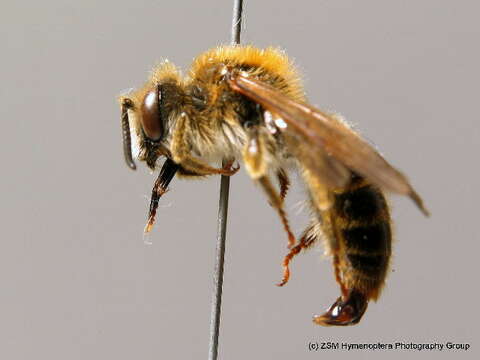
left=119, top=46, right=429, bottom=326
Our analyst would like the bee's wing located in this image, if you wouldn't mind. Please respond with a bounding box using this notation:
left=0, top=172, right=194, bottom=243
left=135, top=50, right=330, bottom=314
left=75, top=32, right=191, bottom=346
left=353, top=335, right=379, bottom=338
left=228, top=74, right=429, bottom=216
left=282, top=129, right=351, bottom=190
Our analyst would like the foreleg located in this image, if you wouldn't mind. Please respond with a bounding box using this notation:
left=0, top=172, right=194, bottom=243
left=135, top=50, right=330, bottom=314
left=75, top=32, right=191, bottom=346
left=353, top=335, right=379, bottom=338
left=171, top=113, right=239, bottom=176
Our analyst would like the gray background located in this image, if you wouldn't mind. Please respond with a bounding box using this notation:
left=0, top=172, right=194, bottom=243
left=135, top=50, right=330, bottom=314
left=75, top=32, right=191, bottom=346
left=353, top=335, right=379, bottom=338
left=1, top=0, right=478, bottom=359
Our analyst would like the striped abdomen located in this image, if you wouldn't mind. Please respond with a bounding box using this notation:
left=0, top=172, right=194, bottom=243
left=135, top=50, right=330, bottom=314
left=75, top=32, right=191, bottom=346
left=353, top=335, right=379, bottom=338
left=313, top=175, right=392, bottom=326
left=333, top=175, right=392, bottom=300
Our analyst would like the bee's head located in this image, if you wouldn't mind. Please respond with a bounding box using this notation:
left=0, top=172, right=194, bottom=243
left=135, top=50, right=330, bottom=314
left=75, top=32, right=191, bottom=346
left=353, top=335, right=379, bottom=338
left=119, top=85, right=164, bottom=170
left=119, top=62, right=181, bottom=170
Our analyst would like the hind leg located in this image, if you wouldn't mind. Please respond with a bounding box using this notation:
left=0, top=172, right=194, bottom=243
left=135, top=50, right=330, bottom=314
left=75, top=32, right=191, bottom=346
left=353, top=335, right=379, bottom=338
left=277, top=168, right=290, bottom=201
left=277, top=225, right=317, bottom=286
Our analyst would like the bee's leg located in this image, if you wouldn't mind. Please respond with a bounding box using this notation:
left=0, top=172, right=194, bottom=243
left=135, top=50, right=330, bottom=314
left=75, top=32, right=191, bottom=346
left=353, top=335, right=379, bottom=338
left=333, top=253, right=348, bottom=297
left=257, top=176, right=296, bottom=249
left=171, top=113, right=239, bottom=176
left=277, top=225, right=317, bottom=286
left=176, top=165, right=208, bottom=178
left=242, top=127, right=296, bottom=249
left=175, top=155, right=239, bottom=176
left=277, top=168, right=290, bottom=201
left=314, top=209, right=349, bottom=297
left=242, top=126, right=267, bottom=179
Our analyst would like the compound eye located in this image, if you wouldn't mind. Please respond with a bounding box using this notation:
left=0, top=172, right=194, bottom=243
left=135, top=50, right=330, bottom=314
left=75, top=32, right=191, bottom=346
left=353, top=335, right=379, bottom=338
left=141, top=86, right=163, bottom=141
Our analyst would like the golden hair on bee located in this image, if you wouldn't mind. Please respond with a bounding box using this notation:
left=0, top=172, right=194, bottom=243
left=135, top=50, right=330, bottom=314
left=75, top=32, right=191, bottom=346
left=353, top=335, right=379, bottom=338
left=119, top=45, right=429, bottom=326
left=189, top=45, right=305, bottom=100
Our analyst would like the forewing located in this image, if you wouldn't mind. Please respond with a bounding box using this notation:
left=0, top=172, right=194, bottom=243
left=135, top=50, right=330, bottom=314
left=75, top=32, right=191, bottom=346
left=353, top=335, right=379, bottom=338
left=227, top=74, right=429, bottom=216
left=282, top=130, right=351, bottom=190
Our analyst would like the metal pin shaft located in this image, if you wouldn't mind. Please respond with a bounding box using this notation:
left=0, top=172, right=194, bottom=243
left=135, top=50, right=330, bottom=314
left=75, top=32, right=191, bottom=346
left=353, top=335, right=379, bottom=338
left=208, top=1, right=243, bottom=360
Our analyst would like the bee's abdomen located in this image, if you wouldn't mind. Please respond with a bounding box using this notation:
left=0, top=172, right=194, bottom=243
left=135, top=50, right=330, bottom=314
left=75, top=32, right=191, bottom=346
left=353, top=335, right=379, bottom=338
left=333, top=181, right=392, bottom=300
